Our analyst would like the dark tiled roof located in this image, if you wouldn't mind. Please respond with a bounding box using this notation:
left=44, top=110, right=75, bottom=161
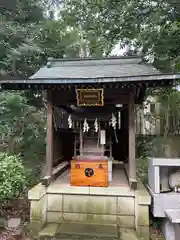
left=1, top=57, right=179, bottom=87
left=30, top=57, right=160, bottom=80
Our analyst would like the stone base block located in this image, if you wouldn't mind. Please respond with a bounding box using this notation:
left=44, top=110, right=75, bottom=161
left=135, top=178, right=151, bottom=240
left=28, top=221, right=44, bottom=235
left=63, top=212, right=117, bottom=225
left=47, top=212, right=63, bottom=223
left=118, top=197, right=135, bottom=216
left=117, top=216, right=135, bottom=228
left=136, top=226, right=150, bottom=240
left=136, top=205, right=149, bottom=226
left=119, top=228, right=139, bottom=240
left=63, top=195, right=117, bottom=215
left=47, top=194, right=63, bottom=212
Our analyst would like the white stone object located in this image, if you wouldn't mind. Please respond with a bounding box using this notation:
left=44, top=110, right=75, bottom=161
left=161, top=218, right=180, bottom=240
left=148, top=158, right=180, bottom=194
left=165, top=209, right=180, bottom=223
left=147, top=185, right=180, bottom=218
left=162, top=218, right=176, bottom=240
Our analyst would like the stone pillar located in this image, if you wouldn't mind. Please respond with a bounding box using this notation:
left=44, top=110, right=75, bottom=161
left=135, top=179, right=151, bottom=240
left=28, top=183, right=47, bottom=233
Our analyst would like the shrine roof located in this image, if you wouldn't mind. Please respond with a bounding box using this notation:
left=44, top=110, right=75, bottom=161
left=30, top=56, right=161, bottom=81
left=0, top=56, right=180, bottom=89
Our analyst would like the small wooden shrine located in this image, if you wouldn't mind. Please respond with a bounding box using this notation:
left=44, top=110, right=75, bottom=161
left=1, top=56, right=179, bottom=190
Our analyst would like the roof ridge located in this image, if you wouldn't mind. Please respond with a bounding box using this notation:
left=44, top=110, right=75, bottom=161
left=47, top=55, right=141, bottom=63
left=46, top=56, right=142, bottom=68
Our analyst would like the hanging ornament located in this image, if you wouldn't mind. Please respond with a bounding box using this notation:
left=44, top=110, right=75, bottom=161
left=111, top=113, right=117, bottom=130
left=94, top=118, right=98, bottom=132
left=68, top=114, right=73, bottom=128
left=83, top=118, right=89, bottom=132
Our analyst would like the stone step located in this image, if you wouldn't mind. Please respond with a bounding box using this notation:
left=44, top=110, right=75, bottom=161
left=57, top=222, right=118, bottom=239
left=39, top=223, right=59, bottom=238
left=119, top=228, right=139, bottom=240
left=39, top=222, right=118, bottom=239
left=57, top=234, right=118, bottom=239
left=39, top=222, right=139, bottom=240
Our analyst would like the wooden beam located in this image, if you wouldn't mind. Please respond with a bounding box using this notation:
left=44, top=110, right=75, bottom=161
left=52, top=88, right=132, bottom=105
left=128, top=91, right=137, bottom=189
left=42, top=161, right=69, bottom=186
left=53, top=96, right=130, bottom=105
left=45, top=90, right=53, bottom=180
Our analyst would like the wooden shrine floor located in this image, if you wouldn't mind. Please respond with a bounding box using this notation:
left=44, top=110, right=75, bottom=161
left=47, top=164, right=135, bottom=197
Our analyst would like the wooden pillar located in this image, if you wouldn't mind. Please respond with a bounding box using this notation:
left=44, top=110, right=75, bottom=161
left=45, top=90, right=53, bottom=179
left=128, top=91, right=137, bottom=189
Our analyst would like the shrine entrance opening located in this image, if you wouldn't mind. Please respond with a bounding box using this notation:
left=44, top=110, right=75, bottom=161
left=46, top=84, right=137, bottom=188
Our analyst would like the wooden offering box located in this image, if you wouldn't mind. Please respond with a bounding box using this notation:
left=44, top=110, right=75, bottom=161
left=70, top=156, right=108, bottom=187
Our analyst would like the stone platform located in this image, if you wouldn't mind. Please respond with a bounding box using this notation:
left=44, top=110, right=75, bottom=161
left=39, top=222, right=139, bottom=240
left=47, top=165, right=133, bottom=196
left=28, top=165, right=151, bottom=239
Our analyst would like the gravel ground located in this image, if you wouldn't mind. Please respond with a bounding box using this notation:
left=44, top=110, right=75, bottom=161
left=150, top=227, right=165, bottom=240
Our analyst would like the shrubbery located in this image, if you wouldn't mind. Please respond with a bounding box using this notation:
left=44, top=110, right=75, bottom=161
left=0, top=153, right=27, bottom=201
left=136, top=135, right=154, bottom=183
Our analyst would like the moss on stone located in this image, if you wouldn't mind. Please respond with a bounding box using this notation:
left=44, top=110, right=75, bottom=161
left=86, top=214, right=94, bottom=221
left=119, top=228, right=139, bottom=240
left=57, top=222, right=118, bottom=238
left=28, top=183, right=46, bottom=200
left=137, top=205, right=149, bottom=226
left=117, top=216, right=135, bottom=228
left=39, top=223, right=59, bottom=238
left=136, top=226, right=150, bottom=240
left=28, top=221, right=43, bottom=236
left=31, top=209, right=41, bottom=221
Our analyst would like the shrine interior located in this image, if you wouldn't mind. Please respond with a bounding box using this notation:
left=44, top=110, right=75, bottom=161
left=52, top=104, right=129, bottom=167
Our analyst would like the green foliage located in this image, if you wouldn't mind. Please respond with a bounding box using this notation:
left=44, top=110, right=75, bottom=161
left=0, top=91, right=46, bottom=161
left=136, top=135, right=151, bottom=158
left=144, top=88, right=180, bottom=136
left=0, top=0, right=44, bottom=22
left=0, top=0, right=91, bottom=196
left=1, top=0, right=180, bottom=198
left=60, top=0, right=180, bottom=70
left=137, top=157, right=148, bottom=184
left=0, top=153, right=26, bottom=201
left=136, top=135, right=155, bottom=183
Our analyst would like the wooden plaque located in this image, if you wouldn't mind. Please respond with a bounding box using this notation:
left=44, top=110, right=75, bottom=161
left=76, top=88, right=104, bottom=106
